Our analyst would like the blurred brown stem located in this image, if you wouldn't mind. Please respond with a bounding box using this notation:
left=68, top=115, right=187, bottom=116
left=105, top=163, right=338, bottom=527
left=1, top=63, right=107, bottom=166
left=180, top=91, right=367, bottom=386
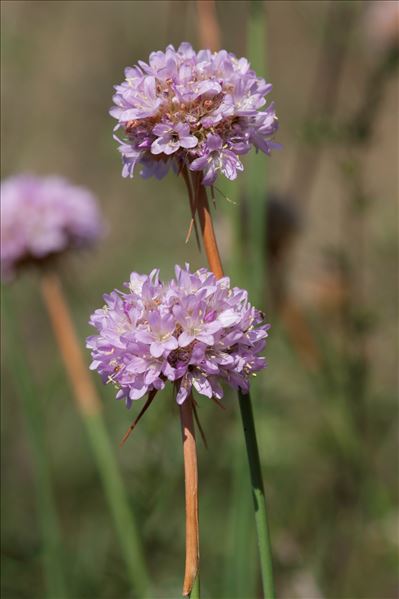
left=180, top=393, right=199, bottom=596
left=196, top=0, right=221, bottom=51
left=40, top=270, right=99, bottom=415
left=280, top=299, right=320, bottom=371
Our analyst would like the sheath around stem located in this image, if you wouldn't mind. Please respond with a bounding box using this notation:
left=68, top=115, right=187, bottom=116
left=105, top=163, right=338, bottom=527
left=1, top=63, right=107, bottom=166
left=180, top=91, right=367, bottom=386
left=180, top=393, right=200, bottom=596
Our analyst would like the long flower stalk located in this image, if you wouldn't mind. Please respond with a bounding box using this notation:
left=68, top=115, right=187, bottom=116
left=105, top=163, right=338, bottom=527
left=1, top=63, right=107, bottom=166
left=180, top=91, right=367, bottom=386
left=179, top=392, right=200, bottom=597
left=196, top=0, right=220, bottom=53
left=2, top=287, right=68, bottom=599
left=184, top=169, right=275, bottom=598
left=39, top=270, right=149, bottom=597
left=194, top=7, right=259, bottom=592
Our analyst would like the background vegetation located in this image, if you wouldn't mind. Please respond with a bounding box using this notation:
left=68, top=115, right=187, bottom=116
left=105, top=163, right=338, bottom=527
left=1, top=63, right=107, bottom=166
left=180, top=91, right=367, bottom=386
left=1, top=1, right=398, bottom=598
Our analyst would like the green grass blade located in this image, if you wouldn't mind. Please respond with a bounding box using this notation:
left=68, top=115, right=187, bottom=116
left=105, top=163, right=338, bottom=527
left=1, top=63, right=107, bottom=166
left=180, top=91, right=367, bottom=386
left=238, top=391, right=275, bottom=599
left=2, top=287, right=68, bottom=599
left=222, top=444, right=256, bottom=599
left=83, top=411, right=150, bottom=597
left=218, top=179, right=258, bottom=599
left=222, top=4, right=275, bottom=597
left=38, top=273, right=150, bottom=597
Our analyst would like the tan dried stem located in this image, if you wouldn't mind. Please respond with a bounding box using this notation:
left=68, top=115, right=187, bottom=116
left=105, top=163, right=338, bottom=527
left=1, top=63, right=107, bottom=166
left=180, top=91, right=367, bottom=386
left=40, top=270, right=99, bottom=415
left=179, top=169, right=226, bottom=597
left=194, top=174, right=225, bottom=280
left=196, top=0, right=221, bottom=52
left=180, top=392, right=199, bottom=596
left=181, top=169, right=225, bottom=280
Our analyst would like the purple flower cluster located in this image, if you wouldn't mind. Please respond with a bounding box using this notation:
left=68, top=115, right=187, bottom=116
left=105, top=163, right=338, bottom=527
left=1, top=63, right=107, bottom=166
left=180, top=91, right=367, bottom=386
left=1, top=174, right=104, bottom=278
left=111, top=42, right=279, bottom=185
left=87, top=265, right=269, bottom=406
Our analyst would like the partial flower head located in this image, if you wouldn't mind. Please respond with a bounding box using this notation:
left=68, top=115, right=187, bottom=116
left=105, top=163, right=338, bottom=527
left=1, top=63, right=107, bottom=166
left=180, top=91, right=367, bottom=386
left=111, top=42, right=279, bottom=185
left=364, top=1, right=399, bottom=52
left=1, top=174, right=104, bottom=279
left=87, top=265, right=270, bottom=406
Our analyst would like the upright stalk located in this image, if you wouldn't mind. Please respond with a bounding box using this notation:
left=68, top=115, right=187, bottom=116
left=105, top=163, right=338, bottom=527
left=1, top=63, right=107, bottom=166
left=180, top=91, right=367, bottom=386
left=179, top=393, right=200, bottom=597
left=40, top=272, right=98, bottom=415
left=238, top=391, right=275, bottom=598
left=196, top=182, right=224, bottom=279
left=194, top=7, right=258, bottom=592
left=190, top=573, right=200, bottom=599
left=39, top=270, right=150, bottom=597
left=196, top=0, right=220, bottom=52
left=184, top=172, right=275, bottom=598
left=2, top=287, right=68, bottom=599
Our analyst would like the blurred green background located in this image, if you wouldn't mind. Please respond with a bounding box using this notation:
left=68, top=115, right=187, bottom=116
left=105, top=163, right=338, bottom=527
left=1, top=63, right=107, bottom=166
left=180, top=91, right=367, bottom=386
left=1, top=1, right=398, bottom=598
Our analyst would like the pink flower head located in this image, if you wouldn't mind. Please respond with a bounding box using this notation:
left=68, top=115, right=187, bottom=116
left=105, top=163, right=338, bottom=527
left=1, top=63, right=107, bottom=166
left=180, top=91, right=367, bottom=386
left=111, top=42, right=279, bottom=185
left=1, top=174, right=104, bottom=279
left=87, top=265, right=270, bottom=407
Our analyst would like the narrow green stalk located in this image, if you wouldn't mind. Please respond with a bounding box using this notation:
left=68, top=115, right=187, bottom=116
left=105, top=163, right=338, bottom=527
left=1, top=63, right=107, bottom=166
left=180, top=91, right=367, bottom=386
left=219, top=181, right=256, bottom=599
left=2, top=288, right=68, bottom=599
left=237, top=4, right=275, bottom=596
left=83, top=411, right=150, bottom=597
left=223, top=446, right=256, bottom=599
left=238, top=390, right=275, bottom=599
left=189, top=573, right=200, bottom=599
left=221, top=6, right=273, bottom=594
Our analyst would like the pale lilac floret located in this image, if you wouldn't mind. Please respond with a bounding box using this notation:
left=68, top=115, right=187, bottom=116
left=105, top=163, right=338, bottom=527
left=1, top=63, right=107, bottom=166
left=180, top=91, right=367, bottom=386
left=190, top=134, right=244, bottom=185
left=151, top=123, right=198, bottom=155
left=0, top=174, right=104, bottom=279
left=110, top=42, right=279, bottom=185
left=87, top=265, right=270, bottom=407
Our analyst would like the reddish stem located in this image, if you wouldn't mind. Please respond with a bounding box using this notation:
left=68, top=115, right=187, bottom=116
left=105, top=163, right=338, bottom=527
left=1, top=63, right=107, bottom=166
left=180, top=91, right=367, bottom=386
left=194, top=174, right=225, bottom=280
left=40, top=270, right=99, bottom=415
left=179, top=173, right=225, bottom=596
left=180, top=393, right=199, bottom=596
left=196, top=0, right=221, bottom=52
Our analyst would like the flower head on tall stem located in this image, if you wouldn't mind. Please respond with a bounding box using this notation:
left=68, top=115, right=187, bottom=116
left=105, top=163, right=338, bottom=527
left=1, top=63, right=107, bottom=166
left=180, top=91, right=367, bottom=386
left=87, top=264, right=270, bottom=407
left=1, top=174, right=150, bottom=594
left=111, top=42, right=279, bottom=185
left=0, top=174, right=104, bottom=279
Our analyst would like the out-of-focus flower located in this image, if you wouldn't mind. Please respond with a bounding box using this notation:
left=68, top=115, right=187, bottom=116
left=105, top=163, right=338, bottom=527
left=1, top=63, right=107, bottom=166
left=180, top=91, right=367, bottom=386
left=111, top=42, right=279, bottom=185
left=1, top=174, right=104, bottom=278
left=364, top=1, right=399, bottom=52
left=87, top=265, right=270, bottom=406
